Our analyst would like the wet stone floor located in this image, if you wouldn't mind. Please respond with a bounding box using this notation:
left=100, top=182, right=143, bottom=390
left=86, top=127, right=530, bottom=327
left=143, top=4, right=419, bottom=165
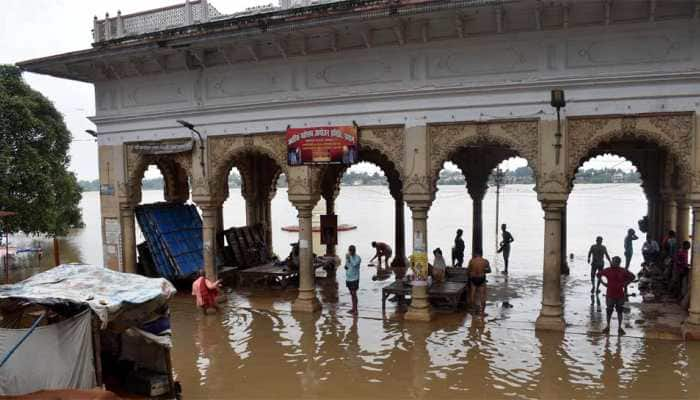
left=168, top=262, right=700, bottom=400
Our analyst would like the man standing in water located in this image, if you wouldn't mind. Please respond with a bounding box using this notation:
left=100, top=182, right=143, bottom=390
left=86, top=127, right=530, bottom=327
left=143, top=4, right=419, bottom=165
left=588, top=236, right=612, bottom=294
left=467, top=250, right=491, bottom=316
left=452, top=229, right=465, bottom=267
left=192, top=270, right=222, bottom=314
left=598, top=256, right=635, bottom=335
left=497, top=224, right=514, bottom=274
left=370, top=241, right=392, bottom=270
left=624, top=228, right=639, bottom=269
left=345, top=245, right=362, bottom=315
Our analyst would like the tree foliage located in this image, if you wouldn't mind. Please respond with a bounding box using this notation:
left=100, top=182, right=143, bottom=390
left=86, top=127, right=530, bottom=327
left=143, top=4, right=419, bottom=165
left=0, top=65, right=83, bottom=236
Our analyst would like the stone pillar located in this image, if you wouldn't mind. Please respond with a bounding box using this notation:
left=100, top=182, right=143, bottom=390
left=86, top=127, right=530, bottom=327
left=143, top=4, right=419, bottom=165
left=215, top=204, right=225, bottom=251
left=391, top=193, right=408, bottom=272
left=560, top=206, right=569, bottom=275
left=472, top=196, right=484, bottom=257
left=683, top=203, right=700, bottom=339
left=119, top=204, right=137, bottom=274
left=292, top=201, right=321, bottom=313
left=244, top=197, right=258, bottom=226
left=467, top=183, right=487, bottom=257
left=200, top=203, right=219, bottom=280
left=262, top=197, right=273, bottom=254
left=677, top=198, right=691, bottom=241
left=404, top=201, right=433, bottom=322
left=323, top=194, right=336, bottom=258
left=664, top=194, right=678, bottom=234
left=535, top=201, right=566, bottom=331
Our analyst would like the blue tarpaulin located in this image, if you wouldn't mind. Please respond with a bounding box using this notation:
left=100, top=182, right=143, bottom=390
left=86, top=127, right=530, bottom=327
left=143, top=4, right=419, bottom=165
left=136, top=203, right=203, bottom=281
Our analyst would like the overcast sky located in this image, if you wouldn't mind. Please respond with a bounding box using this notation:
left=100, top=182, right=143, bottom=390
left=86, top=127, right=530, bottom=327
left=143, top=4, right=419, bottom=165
left=2, top=0, right=632, bottom=181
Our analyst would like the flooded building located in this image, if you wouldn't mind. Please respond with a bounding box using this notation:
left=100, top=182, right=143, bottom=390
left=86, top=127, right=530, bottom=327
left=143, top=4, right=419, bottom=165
left=18, top=0, right=700, bottom=336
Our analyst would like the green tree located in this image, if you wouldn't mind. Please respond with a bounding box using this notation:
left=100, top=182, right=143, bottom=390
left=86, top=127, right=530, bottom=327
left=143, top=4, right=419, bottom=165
left=0, top=65, right=83, bottom=236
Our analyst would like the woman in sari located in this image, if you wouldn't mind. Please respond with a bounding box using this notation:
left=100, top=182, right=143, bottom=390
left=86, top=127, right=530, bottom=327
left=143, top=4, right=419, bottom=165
left=192, top=269, right=222, bottom=313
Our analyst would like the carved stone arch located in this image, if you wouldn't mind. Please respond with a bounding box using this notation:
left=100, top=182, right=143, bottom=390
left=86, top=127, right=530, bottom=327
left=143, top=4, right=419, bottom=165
left=428, top=119, right=540, bottom=194
left=358, top=126, right=405, bottom=184
left=566, top=113, right=694, bottom=191
left=207, top=133, right=288, bottom=200
left=122, top=143, right=193, bottom=205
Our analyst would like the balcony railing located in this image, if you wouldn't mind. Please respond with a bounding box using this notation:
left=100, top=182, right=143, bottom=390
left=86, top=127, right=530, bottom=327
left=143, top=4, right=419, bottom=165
left=92, top=0, right=223, bottom=43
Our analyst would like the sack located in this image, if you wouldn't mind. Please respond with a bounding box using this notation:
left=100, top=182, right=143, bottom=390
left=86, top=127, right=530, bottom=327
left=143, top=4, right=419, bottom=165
left=485, top=261, right=492, bottom=274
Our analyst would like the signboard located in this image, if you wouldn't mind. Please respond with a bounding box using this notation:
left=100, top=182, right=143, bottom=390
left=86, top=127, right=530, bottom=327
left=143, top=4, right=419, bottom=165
left=100, top=184, right=114, bottom=196
left=134, top=140, right=193, bottom=155
left=286, top=126, right=358, bottom=166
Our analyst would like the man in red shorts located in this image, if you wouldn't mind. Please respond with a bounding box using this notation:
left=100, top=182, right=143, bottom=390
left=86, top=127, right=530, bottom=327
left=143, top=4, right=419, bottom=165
left=598, top=256, right=635, bottom=335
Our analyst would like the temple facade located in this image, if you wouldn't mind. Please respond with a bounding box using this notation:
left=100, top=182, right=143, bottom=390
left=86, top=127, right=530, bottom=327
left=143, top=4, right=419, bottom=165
left=18, top=0, right=700, bottom=335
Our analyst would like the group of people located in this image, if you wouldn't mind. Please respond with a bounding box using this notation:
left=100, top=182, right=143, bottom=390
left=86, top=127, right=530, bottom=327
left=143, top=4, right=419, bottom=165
left=587, top=227, right=692, bottom=335
left=451, top=224, right=514, bottom=275
left=641, top=230, right=691, bottom=299
left=342, top=225, right=516, bottom=316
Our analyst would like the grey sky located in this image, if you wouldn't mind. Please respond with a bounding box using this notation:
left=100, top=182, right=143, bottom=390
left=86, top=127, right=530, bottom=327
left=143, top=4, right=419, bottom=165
left=2, top=1, right=633, bottom=181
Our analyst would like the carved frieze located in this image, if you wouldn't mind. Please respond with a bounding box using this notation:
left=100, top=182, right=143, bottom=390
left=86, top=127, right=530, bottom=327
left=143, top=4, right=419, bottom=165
left=566, top=31, right=690, bottom=68
left=306, top=56, right=408, bottom=89
left=122, top=81, right=192, bottom=108
left=427, top=44, right=538, bottom=79
left=205, top=67, right=292, bottom=99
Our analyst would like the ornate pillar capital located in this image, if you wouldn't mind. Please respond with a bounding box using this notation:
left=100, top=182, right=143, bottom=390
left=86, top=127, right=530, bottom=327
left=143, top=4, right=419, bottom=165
left=540, top=198, right=567, bottom=213
left=290, top=199, right=317, bottom=216
left=406, top=200, right=431, bottom=217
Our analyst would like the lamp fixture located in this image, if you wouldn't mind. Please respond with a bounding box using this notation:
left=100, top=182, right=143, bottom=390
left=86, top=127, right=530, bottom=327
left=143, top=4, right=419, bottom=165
left=550, top=89, right=566, bottom=165
left=177, top=120, right=206, bottom=177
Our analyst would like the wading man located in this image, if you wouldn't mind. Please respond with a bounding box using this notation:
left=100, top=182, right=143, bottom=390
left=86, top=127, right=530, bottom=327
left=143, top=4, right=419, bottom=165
left=345, top=245, right=362, bottom=315
left=497, top=224, right=514, bottom=275
left=598, top=256, right=635, bottom=335
left=588, top=236, right=612, bottom=294
left=624, top=228, right=639, bottom=269
left=467, top=250, right=491, bottom=316
left=452, top=229, right=465, bottom=267
left=370, top=241, right=392, bottom=270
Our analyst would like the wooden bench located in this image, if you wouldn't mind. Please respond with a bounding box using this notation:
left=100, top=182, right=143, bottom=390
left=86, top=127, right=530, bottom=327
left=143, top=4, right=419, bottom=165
left=236, top=258, right=336, bottom=289
left=381, top=280, right=468, bottom=312
left=236, top=262, right=298, bottom=289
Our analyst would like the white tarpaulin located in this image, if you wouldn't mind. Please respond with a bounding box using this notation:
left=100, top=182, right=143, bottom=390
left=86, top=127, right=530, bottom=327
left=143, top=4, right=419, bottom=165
left=0, top=310, right=96, bottom=395
left=0, top=264, right=176, bottom=326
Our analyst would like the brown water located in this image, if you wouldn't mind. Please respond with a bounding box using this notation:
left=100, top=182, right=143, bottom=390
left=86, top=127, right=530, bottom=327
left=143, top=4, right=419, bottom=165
left=6, top=184, right=700, bottom=399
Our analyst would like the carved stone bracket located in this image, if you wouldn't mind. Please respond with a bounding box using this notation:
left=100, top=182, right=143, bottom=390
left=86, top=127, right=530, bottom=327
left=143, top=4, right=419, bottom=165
left=566, top=113, right=694, bottom=188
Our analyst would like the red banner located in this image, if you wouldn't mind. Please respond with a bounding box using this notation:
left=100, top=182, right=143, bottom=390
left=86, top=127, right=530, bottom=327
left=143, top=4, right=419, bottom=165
left=286, top=126, right=358, bottom=166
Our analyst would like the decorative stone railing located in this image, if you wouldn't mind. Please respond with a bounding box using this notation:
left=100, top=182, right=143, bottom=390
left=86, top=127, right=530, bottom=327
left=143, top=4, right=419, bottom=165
left=92, top=0, right=222, bottom=43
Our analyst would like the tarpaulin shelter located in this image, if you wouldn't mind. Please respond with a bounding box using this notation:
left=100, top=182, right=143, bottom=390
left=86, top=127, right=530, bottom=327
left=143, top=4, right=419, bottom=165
left=0, top=264, right=177, bottom=397
left=135, top=203, right=203, bottom=281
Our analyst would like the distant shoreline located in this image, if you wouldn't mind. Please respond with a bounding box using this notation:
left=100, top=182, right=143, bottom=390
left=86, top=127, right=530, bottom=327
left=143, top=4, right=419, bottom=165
left=78, top=181, right=641, bottom=193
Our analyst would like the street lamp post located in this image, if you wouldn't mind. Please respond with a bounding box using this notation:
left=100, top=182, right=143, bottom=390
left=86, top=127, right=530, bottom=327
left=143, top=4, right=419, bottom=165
left=176, top=120, right=206, bottom=177
left=494, top=168, right=505, bottom=252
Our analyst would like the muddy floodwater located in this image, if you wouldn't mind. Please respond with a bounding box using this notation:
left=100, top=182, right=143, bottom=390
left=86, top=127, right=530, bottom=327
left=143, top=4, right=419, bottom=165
left=7, top=184, right=700, bottom=399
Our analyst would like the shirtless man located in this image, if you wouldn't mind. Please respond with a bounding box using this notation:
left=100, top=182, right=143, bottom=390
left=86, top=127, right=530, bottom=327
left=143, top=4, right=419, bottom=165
left=370, top=241, right=393, bottom=269
left=467, top=250, right=491, bottom=316
left=588, top=236, right=612, bottom=294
